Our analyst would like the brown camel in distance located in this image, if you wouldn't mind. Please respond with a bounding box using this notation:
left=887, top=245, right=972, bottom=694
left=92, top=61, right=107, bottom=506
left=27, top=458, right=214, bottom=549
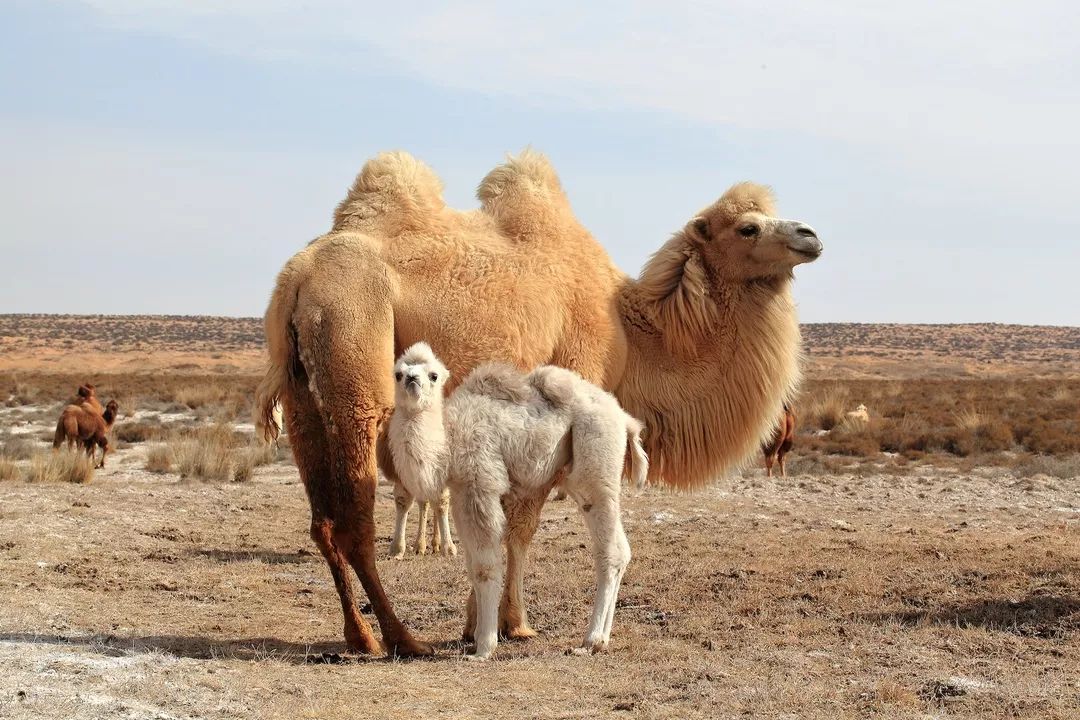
left=54, top=399, right=118, bottom=468
left=762, top=403, right=796, bottom=477
left=256, top=149, right=822, bottom=657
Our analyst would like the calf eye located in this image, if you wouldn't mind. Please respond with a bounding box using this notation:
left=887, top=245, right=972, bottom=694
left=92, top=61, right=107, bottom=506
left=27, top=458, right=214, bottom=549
left=394, top=371, right=403, bottom=382
left=428, top=373, right=439, bottom=383
left=738, top=224, right=760, bottom=237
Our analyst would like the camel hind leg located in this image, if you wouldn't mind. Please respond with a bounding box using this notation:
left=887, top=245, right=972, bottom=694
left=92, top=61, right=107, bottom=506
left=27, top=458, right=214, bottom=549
left=286, top=380, right=381, bottom=655
left=294, top=298, right=431, bottom=658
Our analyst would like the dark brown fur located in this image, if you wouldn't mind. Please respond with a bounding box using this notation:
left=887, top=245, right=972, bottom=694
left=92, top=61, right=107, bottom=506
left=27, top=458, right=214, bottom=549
left=762, top=404, right=796, bottom=478
left=53, top=399, right=118, bottom=468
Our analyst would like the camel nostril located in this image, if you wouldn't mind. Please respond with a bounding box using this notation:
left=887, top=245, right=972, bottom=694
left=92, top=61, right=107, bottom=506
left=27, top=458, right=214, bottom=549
left=796, top=225, right=817, bottom=238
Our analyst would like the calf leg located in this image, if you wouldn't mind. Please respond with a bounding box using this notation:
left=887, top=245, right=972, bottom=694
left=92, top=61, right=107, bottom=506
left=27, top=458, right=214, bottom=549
left=435, top=488, right=456, bottom=556
left=389, top=481, right=412, bottom=559
left=574, top=490, right=631, bottom=654
left=452, top=484, right=506, bottom=659
left=414, top=500, right=431, bottom=555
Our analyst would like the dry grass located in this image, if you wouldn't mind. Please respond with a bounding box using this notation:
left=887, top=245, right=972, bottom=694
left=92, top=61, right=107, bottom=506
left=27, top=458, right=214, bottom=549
left=0, top=464, right=1076, bottom=719
left=23, top=451, right=96, bottom=484
left=144, top=444, right=173, bottom=474
left=144, top=424, right=276, bottom=482
left=795, top=378, right=1080, bottom=471
left=0, top=455, right=18, bottom=481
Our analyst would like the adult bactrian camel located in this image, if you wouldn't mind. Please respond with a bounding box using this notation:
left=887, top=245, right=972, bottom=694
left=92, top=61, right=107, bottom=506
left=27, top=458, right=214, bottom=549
left=256, top=149, right=822, bottom=657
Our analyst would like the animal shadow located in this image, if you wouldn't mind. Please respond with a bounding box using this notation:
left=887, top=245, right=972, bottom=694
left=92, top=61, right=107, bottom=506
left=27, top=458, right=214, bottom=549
left=864, top=594, right=1080, bottom=639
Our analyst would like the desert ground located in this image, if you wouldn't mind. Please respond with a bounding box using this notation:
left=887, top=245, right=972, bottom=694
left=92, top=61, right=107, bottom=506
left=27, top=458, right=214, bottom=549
left=0, top=316, right=1077, bottom=719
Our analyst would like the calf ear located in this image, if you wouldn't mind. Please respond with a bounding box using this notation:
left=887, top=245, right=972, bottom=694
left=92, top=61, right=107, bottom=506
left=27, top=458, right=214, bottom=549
left=689, top=216, right=710, bottom=243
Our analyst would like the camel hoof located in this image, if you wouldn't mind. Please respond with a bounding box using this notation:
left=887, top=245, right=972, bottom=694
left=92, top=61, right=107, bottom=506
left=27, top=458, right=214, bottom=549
left=390, top=638, right=435, bottom=658
left=345, top=633, right=383, bottom=656
left=441, top=544, right=458, bottom=557
left=463, top=653, right=490, bottom=662
left=502, top=625, right=538, bottom=641
left=389, top=551, right=405, bottom=560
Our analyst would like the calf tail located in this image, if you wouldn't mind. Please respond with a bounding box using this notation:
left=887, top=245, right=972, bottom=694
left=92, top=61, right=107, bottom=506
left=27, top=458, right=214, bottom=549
left=624, top=417, right=649, bottom=490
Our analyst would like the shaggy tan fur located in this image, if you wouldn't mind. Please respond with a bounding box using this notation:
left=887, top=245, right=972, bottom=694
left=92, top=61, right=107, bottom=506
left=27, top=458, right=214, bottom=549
left=255, top=149, right=821, bottom=654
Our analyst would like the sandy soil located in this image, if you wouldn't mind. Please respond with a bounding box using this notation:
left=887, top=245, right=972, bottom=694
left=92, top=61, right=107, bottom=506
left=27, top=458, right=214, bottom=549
left=0, top=441, right=1077, bottom=719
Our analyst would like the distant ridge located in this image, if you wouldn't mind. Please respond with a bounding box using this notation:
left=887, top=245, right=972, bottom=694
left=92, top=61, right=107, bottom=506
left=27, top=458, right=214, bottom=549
left=1, top=315, right=1077, bottom=377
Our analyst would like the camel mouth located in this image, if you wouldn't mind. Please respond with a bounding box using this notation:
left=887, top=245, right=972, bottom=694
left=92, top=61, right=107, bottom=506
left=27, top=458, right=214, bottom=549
left=791, top=246, right=822, bottom=260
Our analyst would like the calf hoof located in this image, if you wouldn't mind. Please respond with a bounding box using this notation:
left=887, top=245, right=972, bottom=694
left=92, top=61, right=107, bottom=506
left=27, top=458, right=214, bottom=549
left=463, top=653, right=490, bottom=662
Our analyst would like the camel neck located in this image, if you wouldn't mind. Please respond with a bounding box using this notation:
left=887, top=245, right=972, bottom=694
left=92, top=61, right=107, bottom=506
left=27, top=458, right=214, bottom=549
left=616, top=275, right=801, bottom=489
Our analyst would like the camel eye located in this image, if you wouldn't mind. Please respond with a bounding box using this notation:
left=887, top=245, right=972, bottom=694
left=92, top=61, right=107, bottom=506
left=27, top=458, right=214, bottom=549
left=394, top=371, right=403, bottom=382
left=738, top=224, right=760, bottom=238
left=428, top=373, right=439, bottom=383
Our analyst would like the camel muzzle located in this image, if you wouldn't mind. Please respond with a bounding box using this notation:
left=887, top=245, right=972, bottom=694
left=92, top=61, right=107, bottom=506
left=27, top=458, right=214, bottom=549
left=787, top=225, right=822, bottom=260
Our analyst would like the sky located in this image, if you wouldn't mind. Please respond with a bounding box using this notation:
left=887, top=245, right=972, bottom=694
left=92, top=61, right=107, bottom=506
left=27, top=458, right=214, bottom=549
left=1, top=1, right=1078, bottom=324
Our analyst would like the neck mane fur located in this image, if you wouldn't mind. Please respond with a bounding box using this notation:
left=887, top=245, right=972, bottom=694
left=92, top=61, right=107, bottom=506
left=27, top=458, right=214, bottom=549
left=388, top=401, right=450, bottom=503
left=616, top=233, right=802, bottom=490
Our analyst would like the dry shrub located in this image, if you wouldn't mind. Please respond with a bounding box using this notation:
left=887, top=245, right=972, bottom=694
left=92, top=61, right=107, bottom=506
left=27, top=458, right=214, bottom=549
left=803, top=386, right=850, bottom=431
left=25, top=452, right=95, bottom=484
left=233, top=443, right=277, bottom=482
left=0, top=456, right=19, bottom=481
left=173, top=424, right=234, bottom=481
left=114, top=421, right=161, bottom=443
left=0, top=437, right=36, bottom=460
left=1012, top=454, right=1080, bottom=479
left=145, top=444, right=173, bottom=474
left=161, top=423, right=276, bottom=482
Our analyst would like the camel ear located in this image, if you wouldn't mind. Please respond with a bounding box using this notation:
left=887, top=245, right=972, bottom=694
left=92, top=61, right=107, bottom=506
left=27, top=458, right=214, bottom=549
left=689, top=216, right=710, bottom=243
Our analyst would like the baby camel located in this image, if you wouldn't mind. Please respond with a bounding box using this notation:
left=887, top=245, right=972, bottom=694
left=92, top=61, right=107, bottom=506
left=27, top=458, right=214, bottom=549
left=388, top=342, right=647, bottom=659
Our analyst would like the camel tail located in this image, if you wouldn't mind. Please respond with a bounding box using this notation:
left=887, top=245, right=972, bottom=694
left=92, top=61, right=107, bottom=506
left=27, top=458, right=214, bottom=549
left=624, top=417, right=649, bottom=490
left=53, top=416, right=67, bottom=449
left=255, top=253, right=311, bottom=442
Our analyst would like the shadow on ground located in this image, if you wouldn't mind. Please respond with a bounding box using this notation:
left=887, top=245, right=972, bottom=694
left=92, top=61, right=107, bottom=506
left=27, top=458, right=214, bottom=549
left=0, top=631, right=467, bottom=664
left=864, top=594, right=1080, bottom=639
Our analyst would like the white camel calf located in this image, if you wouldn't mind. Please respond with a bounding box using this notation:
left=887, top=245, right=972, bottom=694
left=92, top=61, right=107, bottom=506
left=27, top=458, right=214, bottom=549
left=388, top=342, right=647, bottom=659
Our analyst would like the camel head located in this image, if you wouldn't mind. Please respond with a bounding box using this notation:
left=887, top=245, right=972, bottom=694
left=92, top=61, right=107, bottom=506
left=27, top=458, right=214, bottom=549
left=77, top=384, right=96, bottom=400
left=393, top=342, right=449, bottom=413
left=103, top=400, right=119, bottom=424
left=686, top=182, right=822, bottom=281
